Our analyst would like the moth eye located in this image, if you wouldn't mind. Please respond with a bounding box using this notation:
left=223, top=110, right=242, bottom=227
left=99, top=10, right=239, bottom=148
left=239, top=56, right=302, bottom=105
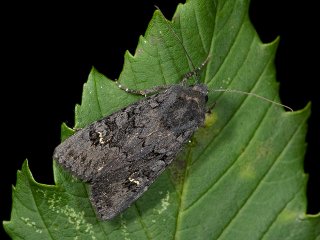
left=205, top=95, right=209, bottom=102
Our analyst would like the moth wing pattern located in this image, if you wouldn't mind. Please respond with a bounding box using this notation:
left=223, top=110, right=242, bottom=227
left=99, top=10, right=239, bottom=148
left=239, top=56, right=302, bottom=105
left=53, top=84, right=208, bottom=220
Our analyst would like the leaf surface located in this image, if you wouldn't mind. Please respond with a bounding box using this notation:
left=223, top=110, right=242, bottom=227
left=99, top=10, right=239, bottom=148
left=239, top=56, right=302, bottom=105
left=4, top=0, right=320, bottom=239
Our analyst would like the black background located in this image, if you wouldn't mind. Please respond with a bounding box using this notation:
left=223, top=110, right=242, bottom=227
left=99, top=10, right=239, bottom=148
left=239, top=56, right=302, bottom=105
left=1, top=0, right=319, bottom=238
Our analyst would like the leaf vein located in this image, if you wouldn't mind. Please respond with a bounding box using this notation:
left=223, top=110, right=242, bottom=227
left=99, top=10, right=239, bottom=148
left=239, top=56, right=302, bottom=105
left=133, top=204, right=152, bottom=240
left=173, top=145, right=193, bottom=240
left=260, top=184, right=307, bottom=240
left=204, top=0, right=218, bottom=83
left=193, top=8, right=207, bottom=57
left=93, top=72, right=103, bottom=117
left=209, top=2, right=246, bottom=82
left=28, top=184, right=55, bottom=239
left=155, top=37, right=167, bottom=86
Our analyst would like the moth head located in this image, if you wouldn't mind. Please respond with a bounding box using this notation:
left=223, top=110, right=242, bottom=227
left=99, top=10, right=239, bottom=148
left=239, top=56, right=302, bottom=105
left=190, top=84, right=208, bottom=102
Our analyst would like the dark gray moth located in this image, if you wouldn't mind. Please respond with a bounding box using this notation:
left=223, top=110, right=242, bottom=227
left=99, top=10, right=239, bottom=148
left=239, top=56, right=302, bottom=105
left=53, top=60, right=209, bottom=220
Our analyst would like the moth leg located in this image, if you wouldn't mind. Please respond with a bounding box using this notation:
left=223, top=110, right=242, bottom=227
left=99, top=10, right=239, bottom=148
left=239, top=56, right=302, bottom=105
left=181, top=55, right=211, bottom=85
left=206, top=101, right=216, bottom=114
left=114, top=80, right=170, bottom=97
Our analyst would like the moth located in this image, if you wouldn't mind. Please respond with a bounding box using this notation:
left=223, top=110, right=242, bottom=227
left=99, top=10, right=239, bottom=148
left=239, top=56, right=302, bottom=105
left=53, top=62, right=209, bottom=220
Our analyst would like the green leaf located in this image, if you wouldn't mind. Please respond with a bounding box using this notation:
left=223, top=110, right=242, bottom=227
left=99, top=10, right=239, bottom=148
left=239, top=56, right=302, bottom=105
left=4, top=0, right=320, bottom=239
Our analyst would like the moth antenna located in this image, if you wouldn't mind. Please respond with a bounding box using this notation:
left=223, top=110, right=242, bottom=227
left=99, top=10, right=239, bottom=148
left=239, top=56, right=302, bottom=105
left=155, top=6, right=196, bottom=71
left=213, top=89, right=293, bottom=112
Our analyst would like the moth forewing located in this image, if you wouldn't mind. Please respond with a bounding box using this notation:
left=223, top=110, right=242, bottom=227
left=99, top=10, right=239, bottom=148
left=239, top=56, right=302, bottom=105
left=53, top=84, right=208, bottom=220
